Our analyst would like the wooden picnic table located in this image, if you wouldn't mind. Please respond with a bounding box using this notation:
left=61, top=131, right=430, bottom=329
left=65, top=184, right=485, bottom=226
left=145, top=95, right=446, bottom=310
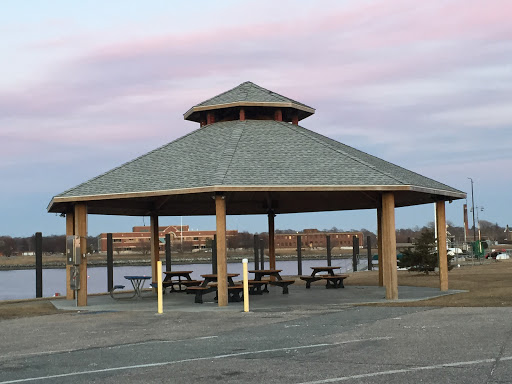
left=200, top=273, right=239, bottom=287
left=248, top=269, right=283, bottom=281
left=300, top=266, right=348, bottom=289
left=162, top=271, right=201, bottom=292
left=248, top=269, right=295, bottom=294
left=187, top=273, right=240, bottom=304
left=310, top=266, right=340, bottom=276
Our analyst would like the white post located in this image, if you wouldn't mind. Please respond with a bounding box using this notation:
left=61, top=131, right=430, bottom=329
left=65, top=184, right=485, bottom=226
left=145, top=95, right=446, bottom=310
left=434, top=203, right=438, bottom=241
left=157, top=261, right=163, bottom=314
left=242, top=258, right=249, bottom=312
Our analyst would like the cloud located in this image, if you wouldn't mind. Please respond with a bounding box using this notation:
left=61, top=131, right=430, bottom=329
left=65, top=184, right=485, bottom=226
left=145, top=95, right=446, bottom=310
left=1, top=0, right=511, bottom=229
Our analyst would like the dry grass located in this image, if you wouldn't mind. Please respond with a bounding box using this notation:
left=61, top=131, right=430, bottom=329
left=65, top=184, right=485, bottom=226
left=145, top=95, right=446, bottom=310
left=0, top=299, right=62, bottom=320
left=346, top=260, right=512, bottom=307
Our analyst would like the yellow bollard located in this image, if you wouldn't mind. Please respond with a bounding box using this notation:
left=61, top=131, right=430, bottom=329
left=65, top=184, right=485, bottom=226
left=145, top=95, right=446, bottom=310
left=242, top=258, right=249, bottom=312
left=157, top=261, right=163, bottom=314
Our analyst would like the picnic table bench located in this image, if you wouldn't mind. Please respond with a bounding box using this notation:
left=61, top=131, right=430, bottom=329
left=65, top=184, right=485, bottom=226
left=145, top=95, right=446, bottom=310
left=162, top=271, right=201, bottom=292
left=186, top=273, right=241, bottom=304
left=187, top=283, right=248, bottom=304
left=248, top=269, right=295, bottom=294
left=300, top=266, right=348, bottom=289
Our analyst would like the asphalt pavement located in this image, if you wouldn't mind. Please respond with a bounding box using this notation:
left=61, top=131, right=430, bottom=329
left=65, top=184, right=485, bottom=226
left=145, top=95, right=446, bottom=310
left=0, top=285, right=511, bottom=383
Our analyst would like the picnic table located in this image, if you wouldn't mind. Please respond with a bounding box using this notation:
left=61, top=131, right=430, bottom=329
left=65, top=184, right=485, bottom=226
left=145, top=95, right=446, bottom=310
left=162, top=271, right=201, bottom=292
left=200, top=273, right=239, bottom=287
left=299, top=266, right=348, bottom=289
left=187, top=273, right=240, bottom=304
left=248, top=269, right=295, bottom=294
left=123, top=275, right=151, bottom=298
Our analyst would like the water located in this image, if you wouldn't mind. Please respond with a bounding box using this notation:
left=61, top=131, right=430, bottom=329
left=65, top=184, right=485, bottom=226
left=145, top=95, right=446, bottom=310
left=0, top=258, right=368, bottom=301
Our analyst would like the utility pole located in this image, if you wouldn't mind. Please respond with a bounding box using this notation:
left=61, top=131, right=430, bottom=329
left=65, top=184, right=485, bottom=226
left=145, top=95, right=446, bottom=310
left=468, top=177, right=476, bottom=242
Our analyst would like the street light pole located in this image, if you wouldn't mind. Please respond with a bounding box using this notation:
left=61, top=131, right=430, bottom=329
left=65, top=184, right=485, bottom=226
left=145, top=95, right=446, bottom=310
left=468, top=177, right=476, bottom=242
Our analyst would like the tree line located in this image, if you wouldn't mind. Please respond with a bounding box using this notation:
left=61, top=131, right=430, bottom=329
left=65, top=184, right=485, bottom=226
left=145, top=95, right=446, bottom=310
left=0, top=220, right=509, bottom=257
left=0, top=235, right=98, bottom=257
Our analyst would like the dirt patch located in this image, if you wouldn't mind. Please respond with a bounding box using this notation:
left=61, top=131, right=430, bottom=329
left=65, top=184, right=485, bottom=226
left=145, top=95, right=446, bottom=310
left=0, top=299, right=63, bottom=320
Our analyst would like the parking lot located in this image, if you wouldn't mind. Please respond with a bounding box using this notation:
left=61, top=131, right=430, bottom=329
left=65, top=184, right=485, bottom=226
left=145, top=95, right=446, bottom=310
left=1, top=285, right=512, bottom=383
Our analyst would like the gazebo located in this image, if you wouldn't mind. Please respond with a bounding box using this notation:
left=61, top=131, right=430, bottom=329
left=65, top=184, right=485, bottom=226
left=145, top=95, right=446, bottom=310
left=48, top=81, right=466, bottom=307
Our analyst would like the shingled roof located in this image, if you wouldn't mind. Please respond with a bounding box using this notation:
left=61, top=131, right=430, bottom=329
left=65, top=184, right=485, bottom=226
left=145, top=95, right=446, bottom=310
left=48, top=116, right=465, bottom=216
left=184, top=81, right=315, bottom=123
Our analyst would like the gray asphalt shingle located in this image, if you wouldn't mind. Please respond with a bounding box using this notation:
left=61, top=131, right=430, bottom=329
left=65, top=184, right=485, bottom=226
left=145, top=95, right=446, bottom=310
left=55, top=120, right=462, bottom=198
left=194, top=81, right=313, bottom=110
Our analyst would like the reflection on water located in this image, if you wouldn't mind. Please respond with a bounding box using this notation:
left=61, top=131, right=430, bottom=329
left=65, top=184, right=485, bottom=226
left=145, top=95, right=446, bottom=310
left=0, top=258, right=367, bottom=301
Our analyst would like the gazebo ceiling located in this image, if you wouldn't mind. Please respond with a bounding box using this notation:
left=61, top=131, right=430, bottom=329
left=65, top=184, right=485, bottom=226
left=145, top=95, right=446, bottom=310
left=48, top=82, right=465, bottom=216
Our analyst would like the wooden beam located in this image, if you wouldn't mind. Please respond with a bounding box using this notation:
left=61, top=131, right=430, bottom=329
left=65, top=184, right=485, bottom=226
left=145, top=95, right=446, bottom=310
left=215, top=194, right=228, bottom=306
left=381, top=193, right=398, bottom=300
left=150, top=215, right=160, bottom=286
left=377, top=207, right=383, bottom=287
left=65, top=212, right=75, bottom=300
left=74, top=203, right=88, bottom=306
left=436, top=201, right=449, bottom=291
left=268, top=210, right=276, bottom=277
left=50, top=184, right=416, bottom=205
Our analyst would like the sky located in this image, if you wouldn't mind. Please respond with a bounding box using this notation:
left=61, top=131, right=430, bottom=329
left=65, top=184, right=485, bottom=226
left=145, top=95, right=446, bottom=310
left=1, top=0, right=511, bottom=237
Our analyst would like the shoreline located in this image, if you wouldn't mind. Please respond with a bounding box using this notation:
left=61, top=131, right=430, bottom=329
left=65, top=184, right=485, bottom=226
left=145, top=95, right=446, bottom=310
left=0, top=253, right=356, bottom=271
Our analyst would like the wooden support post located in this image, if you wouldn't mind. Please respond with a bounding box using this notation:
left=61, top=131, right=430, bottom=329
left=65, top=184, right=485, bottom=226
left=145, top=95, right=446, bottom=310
left=377, top=207, right=383, bottom=286
left=274, top=109, right=282, bottom=121
left=66, top=212, right=75, bottom=300
left=382, top=193, right=398, bottom=300
left=260, top=239, right=264, bottom=269
left=212, top=235, right=218, bottom=274
left=150, top=215, right=160, bottom=286
left=292, top=113, right=299, bottom=125
left=240, top=108, right=245, bottom=121
left=326, top=235, right=331, bottom=266
left=436, top=201, right=449, bottom=291
left=367, top=235, right=372, bottom=271
left=253, top=235, right=259, bottom=270
left=352, top=236, right=359, bottom=272
left=35, top=232, right=42, bottom=298
left=215, top=194, right=228, bottom=306
left=165, top=234, right=172, bottom=272
left=268, top=211, right=276, bottom=274
left=297, top=235, right=302, bottom=275
left=74, top=203, right=88, bottom=306
left=107, top=233, right=113, bottom=292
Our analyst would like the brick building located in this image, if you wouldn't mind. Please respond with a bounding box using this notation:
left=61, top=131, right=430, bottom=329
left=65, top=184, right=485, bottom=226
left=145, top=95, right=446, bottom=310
left=275, top=229, right=364, bottom=249
left=98, top=225, right=238, bottom=253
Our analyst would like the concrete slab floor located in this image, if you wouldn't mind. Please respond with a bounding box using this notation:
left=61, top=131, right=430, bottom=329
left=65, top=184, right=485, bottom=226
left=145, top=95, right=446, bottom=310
left=52, top=285, right=466, bottom=313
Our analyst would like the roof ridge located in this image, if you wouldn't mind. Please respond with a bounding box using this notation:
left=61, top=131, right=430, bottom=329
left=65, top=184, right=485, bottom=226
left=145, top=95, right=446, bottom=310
left=282, top=122, right=408, bottom=185
left=56, top=126, right=207, bottom=197
left=195, top=81, right=252, bottom=107
left=248, top=82, right=313, bottom=109
left=212, top=121, right=245, bottom=184
left=193, top=81, right=314, bottom=110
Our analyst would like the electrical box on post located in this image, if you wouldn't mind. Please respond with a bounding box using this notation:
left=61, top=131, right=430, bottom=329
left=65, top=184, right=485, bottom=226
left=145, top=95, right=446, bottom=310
left=66, top=235, right=81, bottom=265
left=70, top=265, right=80, bottom=290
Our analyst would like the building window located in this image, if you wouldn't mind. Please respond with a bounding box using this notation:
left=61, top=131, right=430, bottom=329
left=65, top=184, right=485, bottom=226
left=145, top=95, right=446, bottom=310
left=113, top=239, right=122, bottom=243
left=193, top=237, right=199, bottom=240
